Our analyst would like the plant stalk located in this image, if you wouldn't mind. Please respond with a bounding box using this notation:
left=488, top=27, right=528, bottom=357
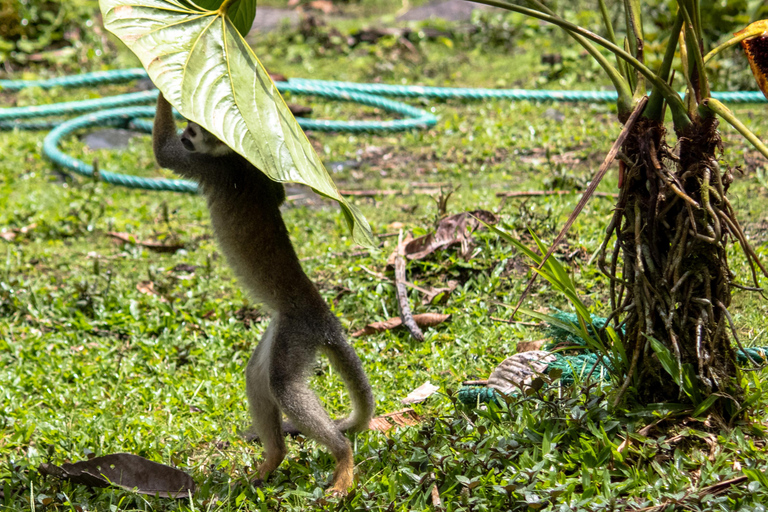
left=680, top=3, right=710, bottom=102
left=526, top=0, right=633, bottom=116
left=702, top=98, right=768, bottom=160
left=646, top=9, right=684, bottom=121
left=624, top=0, right=646, bottom=99
left=597, top=0, right=630, bottom=80
left=704, top=26, right=766, bottom=64
left=218, top=0, right=239, bottom=14
left=467, top=0, right=691, bottom=128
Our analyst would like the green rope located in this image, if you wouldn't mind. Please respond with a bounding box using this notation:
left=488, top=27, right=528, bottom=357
left=458, top=312, right=768, bottom=405
left=3, top=67, right=767, bottom=194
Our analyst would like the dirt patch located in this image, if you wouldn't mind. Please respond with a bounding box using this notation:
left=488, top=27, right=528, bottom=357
left=250, top=7, right=301, bottom=33
left=396, top=0, right=503, bottom=22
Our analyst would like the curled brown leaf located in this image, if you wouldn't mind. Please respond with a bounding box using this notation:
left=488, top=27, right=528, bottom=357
left=352, top=313, right=451, bottom=337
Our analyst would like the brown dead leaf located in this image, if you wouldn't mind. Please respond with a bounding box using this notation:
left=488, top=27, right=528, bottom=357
left=352, top=313, right=451, bottom=337
left=401, top=381, right=439, bottom=404
left=136, top=281, right=157, bottom=295
left=287, top=104, right=313, bottom=117
left=421, top=280, right=458, bottom=305
left=516, top=339, right=549, bottom=353
left=431, top=482, right=442, bottom=508
left=38, top=453, right=195, bottom=498
left=308, top=0, right=335, bottom=13
left=737, top=21, right=768, bottom=99
left=617, top=436, right=630, bottom=454
left=388, top=210, right=498, bottom=264
left=0, top=223, right=37, bottom=242
left=487, top=351, right=557, bottom=395
left=107, top=232, right=184, bottom=253
left=369, top=408, right=422, bottom=433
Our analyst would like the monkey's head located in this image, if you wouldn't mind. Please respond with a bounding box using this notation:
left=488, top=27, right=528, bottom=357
left=181, top=122, right=232, bottom=157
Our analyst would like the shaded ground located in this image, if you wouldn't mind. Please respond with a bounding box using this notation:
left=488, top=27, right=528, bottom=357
left=250, top=6, right=301, bottom=33
left=249, top=0, right=498, bottom=33
left=396, top=0, right=501, bottom=21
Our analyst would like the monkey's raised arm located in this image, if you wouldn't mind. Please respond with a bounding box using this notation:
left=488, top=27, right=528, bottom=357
left=153, top=93, right=189, bottom=170
left=154, top=93, right=234, bottom=182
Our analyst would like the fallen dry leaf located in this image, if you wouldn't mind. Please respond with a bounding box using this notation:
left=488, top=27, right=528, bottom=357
left=0, top=223, right=37, bottom=242
left=421, top=280, right=459, bottom=305
left=369, top=408, right=422, bottom=433
left=352, top=313, right=451, bottom=337
left=737, top=21, right=768, bottom=99
left=309, top=0, right=335, bottom=13
left=136, top=281, right=157, bottom=295
left=387, top=210, right=498, bottom=264
left=487, top=351, right=557, bottom=395
left=431, top=482, right=442, bottom=508
left=39, top=453, right=194, bottom=498
left=107, top=231, right=184, bottom=253
left=402, top=381, right=439, bottom=404
left=516, top=339, right=549, bottom=353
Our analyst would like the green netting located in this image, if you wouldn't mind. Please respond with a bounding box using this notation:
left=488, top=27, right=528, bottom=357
left=458, top=312, right=767, bottom=405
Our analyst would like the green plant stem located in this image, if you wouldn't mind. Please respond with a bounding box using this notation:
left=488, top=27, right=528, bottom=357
left=597, top=0, right=628, bottom=79
left=526, top=0, right=632, bottom=116
left=624, top=0, right=645, bottom=100
left=623, top=0, right=641, bottom=57
left=680, top=2, right=710, bottom=102
left=703, top=98, right=768, bottom=160
left=704, top=28, right=762, bottom=64
left=467, top=0, right=691, bottom=129
left=693, top=0, right=702, bottom=38
left=217, top=0, right=239, bottom=13
left=597, top=0, right=618, bottom=46
left=646, top=9, right=684, bottom=121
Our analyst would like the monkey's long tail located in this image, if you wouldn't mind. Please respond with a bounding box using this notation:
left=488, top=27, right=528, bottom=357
left=324, top=334, right=375, bottom=433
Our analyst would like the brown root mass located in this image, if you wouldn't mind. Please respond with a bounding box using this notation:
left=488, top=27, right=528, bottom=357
left=598, top=116, right=757, bottom=411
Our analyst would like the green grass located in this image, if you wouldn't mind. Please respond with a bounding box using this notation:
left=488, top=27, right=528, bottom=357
left=3, top=2, right=768, bottom=511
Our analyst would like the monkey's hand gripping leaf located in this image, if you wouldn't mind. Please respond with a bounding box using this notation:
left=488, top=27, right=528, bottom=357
left=99, top=0, right=374, bottom=247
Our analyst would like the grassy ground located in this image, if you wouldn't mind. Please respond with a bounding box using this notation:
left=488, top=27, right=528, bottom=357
left=3, top=2, right=768, bottom=511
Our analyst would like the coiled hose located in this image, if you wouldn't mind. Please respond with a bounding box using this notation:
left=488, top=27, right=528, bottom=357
left=3, top=68, right=765, bottom=193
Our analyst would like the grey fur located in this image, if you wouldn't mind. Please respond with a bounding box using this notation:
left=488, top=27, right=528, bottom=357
left=153, top=94, right=374, bottom=494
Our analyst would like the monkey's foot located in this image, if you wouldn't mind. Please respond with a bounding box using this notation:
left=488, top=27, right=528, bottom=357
left=328, top=460, right=354, bottom=497
left=327, top=484, right=350, bottom=497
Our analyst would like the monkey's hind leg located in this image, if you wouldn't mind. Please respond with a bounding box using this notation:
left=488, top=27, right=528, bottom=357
left=269, top=331, right=355, bottom=495
left=245, top=321, right=287, bottom=482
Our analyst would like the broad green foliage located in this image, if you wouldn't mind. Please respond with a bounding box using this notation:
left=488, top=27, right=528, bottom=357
left=181, top=0, right=256, bottom=37
left=0, top=0, right=101, bottom=65
left=99, top=0, right=375, bottom=247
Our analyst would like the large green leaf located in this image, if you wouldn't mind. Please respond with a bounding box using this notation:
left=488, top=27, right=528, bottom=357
left=99, top=0, right=375, bottom=247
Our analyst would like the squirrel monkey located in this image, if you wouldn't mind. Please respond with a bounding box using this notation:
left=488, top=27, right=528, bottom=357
left=152, top=93, right=375, bottom=495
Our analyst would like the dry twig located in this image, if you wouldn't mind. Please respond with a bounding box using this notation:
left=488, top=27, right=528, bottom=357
left=395, top=231, right=424, bottom=341
left=496, top=190, right=617, bottom=199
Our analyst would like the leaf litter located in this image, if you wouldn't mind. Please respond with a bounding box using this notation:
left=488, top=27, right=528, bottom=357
left=352, top=313, right=451, bottom=337
left=39, top=453, right=195, bottom=499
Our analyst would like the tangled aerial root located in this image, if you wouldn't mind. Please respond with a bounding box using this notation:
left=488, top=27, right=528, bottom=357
left=597, top=117, right=768, bottom=412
